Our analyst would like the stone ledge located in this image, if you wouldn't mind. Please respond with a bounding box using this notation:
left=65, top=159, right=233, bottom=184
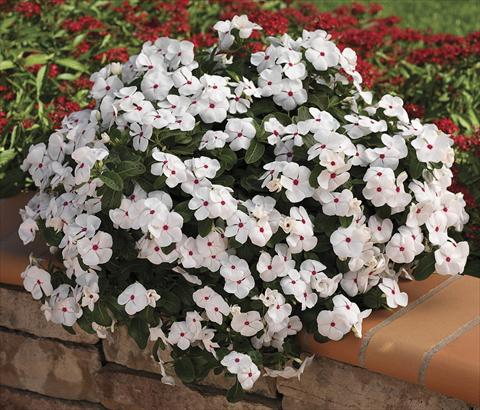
left=0, top=285, right=98, bottom=344
left=277, top=356, right=471, bottom=410
left=96, top=363, right=280, bottom=410
left=0, top=328, right=102, bottom=402
left=102, top=325, right=278, bottom=399
left=0, top=385, right=104, bottom=410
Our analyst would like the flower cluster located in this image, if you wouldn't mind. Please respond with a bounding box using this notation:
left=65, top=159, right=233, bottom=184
left=18, top=15, right=470, bottom=398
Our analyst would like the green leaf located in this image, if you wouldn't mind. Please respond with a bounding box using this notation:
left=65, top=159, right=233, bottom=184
left=91, top=303, right=112, bottom=327
left=174, top=200, right=192, bottom=223
left=0, top=60, right=15, bottom=71
left=414, top=252, right=436, bottom=281
left=56, top=58, right=87, bottom=72
left=214, top=147, right=237, bottom=171
left=174, top=356, right=196, bottom=383
left=35, top=65, right=46, bottom=99
left=115, top=161, right=146, bottom=177
left=309, top=165, right=322, bottom=188
left=100, top=171, right=124, bottom=191
left=24, top=53, right=54, bottom=67
left=101, top=188, right=122, bottom=210
left=226, top=379, right=245, bottom=403
left=0, top=149, right=16, bottom=168
left=128, top=317, right=149, bottom=350
left=408, top=151, right=424, bottom=180
left=244, top=139, right=265, bottom=164
left=62, top=325, right=76, bottom=335
left=362, top=287, right=385, bottom=309
left=198, top=218, right=212, bottom=237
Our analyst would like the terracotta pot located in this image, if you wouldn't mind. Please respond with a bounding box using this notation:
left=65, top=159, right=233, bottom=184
left=0, top=191, right=47, bottom=286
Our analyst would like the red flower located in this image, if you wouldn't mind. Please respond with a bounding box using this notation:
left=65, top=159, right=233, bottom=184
left=404, top=103, right=425, bottom=120
left=433, top=118, right=459, bottom=135
left=14, top=1, right=41, bottom=18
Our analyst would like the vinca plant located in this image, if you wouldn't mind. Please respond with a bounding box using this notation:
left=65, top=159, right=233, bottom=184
left=18, top=15, right=469, bottom=401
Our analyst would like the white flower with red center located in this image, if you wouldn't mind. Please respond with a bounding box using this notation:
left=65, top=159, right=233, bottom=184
left=18, top=218, right=38, bottom=245
left=434, top=240, right=469, bottom=275
left=385, top=229, right=416, bottom=264
left=91, top=74, right=123, bottom=100
left=411, top=124, right=453, bottom=163
left=378, top=94, right=408, bottom=123
left=71, top=146, right=108, bottom=185
left=231, top=310, right=264, bottom=337
left=193, top=286, right=230, bottom=325
left=225, top=210, right=254, bottom=244
left=257, top=250, right=293, bottom=282
left=221, top=351, right=252, bottom=375
left=273, top=79, right=307, bottom=111
left=117, top=282, right=149, bottom=315
left=426, top=212, right=449, bottom=246
left=315, top=188, right=353, bottom=217
left=305, top=37, right=339, bottom=71
left=282, top=121, right=311, bottom=147
left=143, top=108, right=175, bottom=131
left=277, top=50, right=306, bottom=80
left=140, top=68, right=173, bottom=100
left=225, top=118, right=256, bottom=151
left=22, top=266, right=53, bottom=300
left=378, top=278, right=408, bottom=308
left=286, top=232, right=318, bottom=254
left=166, top=40, right=195, bottom=68
left=365, top=134, right=408, bottom=170
left=251, top=45, right=278, bottom=72
left=280, top=269, right=307, bottom=299
left=279, top=162, right=314, bottom=203
left=186, top=311, right=203, bottom=339
left=130, top=123, right=153, bottom=152
left=362, top=167, right=396, bottom=207
left=316, top=310, right=350, bottom=341
left=389, top=171, right=412, bottom=212
left=196, top=232, right=227, bottom=272
left=51, top=296, right=82, bottom=327
left=198, top=98, right=229, bottom=125
left=168, top=321, right=193, bottom=350
left=147, top=205, right=184, bottom=246
left=177, top=236, right=203, bottom=269
left=368, top=215, right=393, bottom=244
left=231, top=14, right=262, bottom=38
left=317, top=163, right=351, bottom=192
left=138, top=236, right=178, bottom=265
left=237, top=362, right=261, bottom=390
left=266, top=292, right=292, bottom=324
left=307, top=107, right=339, bottom=133
left=172, top=66, right=201, bottom=96
left=199, top=130, right=229, bottom=150
left=229, top=86, right=250, bottom=114
left=151, top=150, right=187, bottom=187
left=258, top=66, right=283, bottom=98
left=77, top=231, right=113, bottom=267
left=221, top=255, right=255, bottom=299
left=330, top=226, right=369, bottom=259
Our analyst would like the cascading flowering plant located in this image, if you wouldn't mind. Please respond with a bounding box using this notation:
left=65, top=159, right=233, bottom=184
left=18, top=15, right=470, bottom=400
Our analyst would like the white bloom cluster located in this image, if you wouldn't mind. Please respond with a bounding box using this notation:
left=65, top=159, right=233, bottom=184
left=18, top=15, right=469, bottom=392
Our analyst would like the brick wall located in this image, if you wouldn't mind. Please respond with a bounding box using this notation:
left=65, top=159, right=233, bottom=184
left=0, top=285, right=472, bottom=410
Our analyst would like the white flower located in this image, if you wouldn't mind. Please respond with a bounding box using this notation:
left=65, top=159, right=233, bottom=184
left=199, top=130, right=229, bottom=150
left=279, top=162, right=314, bottom=203
left=221, top=351, right=251, bottom=374
left=130, top=123, right=153, bottom=152
left=77, top=231, right=113, bottom=266
left=305, top=38, right=339, bottom=71
left=51, top=296, right=82, bottom=327
left=378, top=94, right=408, bottom=122
left=258, top=66, right=283, bottom=97
left=378, top=278, right=408, bottom=308
left=22, top=266, right=53, bottom=300
left=192, top=286, right=230, bottom=325
left=231, top=311, right=264, bottom=337
left=232, top=15, right=262, bottom=38
left=225, top=118, right=256, bottom=151
left=385, top=230, right=416, bottom=264
left=117, top=282, right=149, bottom=315
left=237, top=362, right=261, bottom=390
left=225, top=210, right=253, bottom=244
left=330, top=226, right=369, bottom=259
left=434, top=240, right=469, bottom=275
left=168, top=321, right=193, bottom=350
left=316, top=310, right=350, bottom=341
left=140, top=69, right=173, bottom=100
left=273, top=79, right=307, bottom=111
left=151, top=150, right=187, bottom=187
left=411, top=124, right=452, bottom=163
left=368, top=215, right=393, bottom=244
